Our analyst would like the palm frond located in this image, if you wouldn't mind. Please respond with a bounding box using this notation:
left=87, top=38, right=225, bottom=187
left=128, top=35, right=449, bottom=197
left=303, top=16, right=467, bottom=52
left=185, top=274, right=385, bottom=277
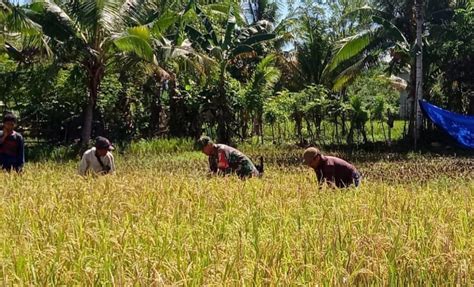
left=256, top=53, right=276, bottom=70
left=241, top=33, right=275, bottom=46
left=371, top=16, right=408, bottom=47
left=114, top=26, right=154, bottom=62
left=341, top=5, right=392, bottom=23
left=120, top=0, right=157, bottom=25
left=151, top=10, right=177, bottom=36
left=28, top=1, right=83, bottom=42
left=331, top=53, right=379, bottom=92
left=194, top=4, right=218, bottom=46
left=222, top=10, right=236, bottom=50
left=325, top=26, right=383, bottom=74
left=71, top=0, right=122, bottom=42
left=3, top=3, right=41, bottom=35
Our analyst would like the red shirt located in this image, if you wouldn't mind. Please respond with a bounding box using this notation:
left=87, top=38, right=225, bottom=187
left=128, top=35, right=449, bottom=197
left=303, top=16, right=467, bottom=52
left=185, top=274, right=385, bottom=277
left=314, top=156, right=358, bottom=187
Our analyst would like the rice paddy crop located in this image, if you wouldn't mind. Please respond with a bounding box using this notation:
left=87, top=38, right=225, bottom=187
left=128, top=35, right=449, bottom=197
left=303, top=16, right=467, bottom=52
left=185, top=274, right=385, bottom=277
left=0, top=145, right=473, bottom=285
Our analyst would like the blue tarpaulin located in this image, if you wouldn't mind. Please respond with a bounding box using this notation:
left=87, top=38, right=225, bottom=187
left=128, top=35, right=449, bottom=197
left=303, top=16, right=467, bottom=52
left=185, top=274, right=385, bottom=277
left=420, top=100, right=474, bottom=149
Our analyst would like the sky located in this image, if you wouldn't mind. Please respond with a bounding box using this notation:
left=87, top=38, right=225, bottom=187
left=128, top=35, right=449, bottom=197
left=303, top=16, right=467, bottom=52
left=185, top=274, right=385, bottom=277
left=15, top=0, right=291, bottom=16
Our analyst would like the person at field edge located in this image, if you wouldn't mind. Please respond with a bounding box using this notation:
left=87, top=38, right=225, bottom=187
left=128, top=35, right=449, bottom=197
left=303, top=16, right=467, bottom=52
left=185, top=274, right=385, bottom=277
left=78, top=136, right=115, bottom=176
left=302, top=147, right=361, bottom=188
left=0, top=113, right=25, bottom=172
left=196, top=136, right=261, bottom=179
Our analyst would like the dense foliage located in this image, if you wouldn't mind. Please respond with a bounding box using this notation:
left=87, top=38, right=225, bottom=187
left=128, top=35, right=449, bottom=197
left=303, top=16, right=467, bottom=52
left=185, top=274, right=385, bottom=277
left=0, top=0, right=472, bottom=147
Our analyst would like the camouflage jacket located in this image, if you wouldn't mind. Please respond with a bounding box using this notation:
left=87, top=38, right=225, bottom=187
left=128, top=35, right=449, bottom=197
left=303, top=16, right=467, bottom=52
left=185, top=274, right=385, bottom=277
left=208, top=144, right=258, bottom=178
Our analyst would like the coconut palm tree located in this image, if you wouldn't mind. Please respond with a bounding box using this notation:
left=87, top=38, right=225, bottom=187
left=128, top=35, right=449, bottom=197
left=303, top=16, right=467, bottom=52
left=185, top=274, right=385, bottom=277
left=325, top=0, right=465, bottom=146
left=185, top=1, right=276, bottom=143
left=2, top=0, right=163, bottom=146
left=414, top=0, right=423, bottom=148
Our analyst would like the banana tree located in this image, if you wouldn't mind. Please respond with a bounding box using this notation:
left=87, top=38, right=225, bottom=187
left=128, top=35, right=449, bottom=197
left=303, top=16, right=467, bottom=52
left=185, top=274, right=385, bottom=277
left=185, top=2, right=275, bottom=143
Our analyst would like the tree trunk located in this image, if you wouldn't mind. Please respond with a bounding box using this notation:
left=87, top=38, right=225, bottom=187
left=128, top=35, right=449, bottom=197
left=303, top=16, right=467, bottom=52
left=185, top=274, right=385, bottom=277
left=381, top=121, right=387, bottom=142
left=387, top=109, right=394, bottom=146
left=81, top=95, right=95, bottom=146
left=335, top=116, right=340, bottom=144
left=168, top=76, right=186, bottom=137
left=216, top=63, right=232, bottom=144
left=347, top=122, right=354, bottom=145
left=341, top=112, right=347, bottom=136
left=315, top=116, right=322, bottom=139
left=117, top=71, right=133, bottom=141
left=216, top=90, right=231, bottom=144
left=414, top=0, right=424, bottom=149
left=294, top=112, right=303, bottom=145
left=277, top=123, right=281, bottom=142
left=270, top=123, right=274, bottom=143
left=407, top=62, right=416, bottom=140
left=388, top=127, right=392, bottom=146
left=242, top=110, right=249, bottom=139
left=81, top=66, right=102, bottom=147
left=306, top=119, right=313, bottom=142
left=370, top=120, right=375, bottom=142
left=361, top=124, right=368, bottom=144
left=149, top=81, right=162, bottom=137
left=252, top=114, right=259, bottom=136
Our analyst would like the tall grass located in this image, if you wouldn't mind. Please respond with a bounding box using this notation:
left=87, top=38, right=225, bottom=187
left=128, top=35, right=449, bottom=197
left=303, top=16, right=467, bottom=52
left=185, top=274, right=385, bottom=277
left=127, top=138, right=195, bottom=156
left=0, top=148, right=473, bottom=285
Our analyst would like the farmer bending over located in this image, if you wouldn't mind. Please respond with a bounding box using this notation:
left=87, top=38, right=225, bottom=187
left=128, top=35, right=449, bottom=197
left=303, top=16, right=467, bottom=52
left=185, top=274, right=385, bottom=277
left=197, top=136, right=261, bottom=179
left=303, top=147, right=361, bottom=188
left=78, top=136, right=115, bottom=176
left=0, top=113, right=25, bottom=172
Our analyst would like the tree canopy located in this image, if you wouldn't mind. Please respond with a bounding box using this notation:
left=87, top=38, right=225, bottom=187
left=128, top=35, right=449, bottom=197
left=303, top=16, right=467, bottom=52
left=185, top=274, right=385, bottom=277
left=0, top=0, right=472, bottom=147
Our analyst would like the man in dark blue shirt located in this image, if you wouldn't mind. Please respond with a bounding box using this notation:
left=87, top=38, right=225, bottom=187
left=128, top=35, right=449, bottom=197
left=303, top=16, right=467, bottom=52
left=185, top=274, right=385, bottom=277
left=0, top=113, right=25, bottom=172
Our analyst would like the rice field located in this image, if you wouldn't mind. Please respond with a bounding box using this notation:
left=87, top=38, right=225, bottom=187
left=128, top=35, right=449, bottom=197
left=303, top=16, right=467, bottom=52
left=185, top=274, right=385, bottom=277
left=0, top=143, right=473, bottom=285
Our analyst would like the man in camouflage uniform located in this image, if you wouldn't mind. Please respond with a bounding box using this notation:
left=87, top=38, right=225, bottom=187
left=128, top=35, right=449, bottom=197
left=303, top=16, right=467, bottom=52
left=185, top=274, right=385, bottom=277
left=197, top=136, right=260, bottom=179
